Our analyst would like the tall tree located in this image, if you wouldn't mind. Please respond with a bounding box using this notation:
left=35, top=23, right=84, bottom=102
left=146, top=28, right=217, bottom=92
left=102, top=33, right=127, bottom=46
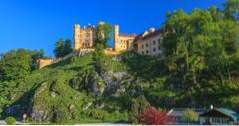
left=31, top=49, right=45, bottom=70
left=162, top=4, right=239, bottom=106
left=0, top=49, right=32, bottom=81
left=64, top=39, right=73, bottom=55
left=95, top=22, right=113, bottom=48
left=224, top=0, right=239, bottom=21
left=54, top=39, right=73, bottom=58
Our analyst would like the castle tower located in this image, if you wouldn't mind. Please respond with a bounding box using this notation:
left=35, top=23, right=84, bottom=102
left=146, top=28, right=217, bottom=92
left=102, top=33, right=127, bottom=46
left=74, top=24, right=81, bottom=50
left=114, top=25, right=120, bottom=51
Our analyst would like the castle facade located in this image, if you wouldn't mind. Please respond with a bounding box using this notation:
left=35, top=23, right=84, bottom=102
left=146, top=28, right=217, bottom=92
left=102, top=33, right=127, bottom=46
left=134, top=28, right=163, bottom=56
left=73, top=22, right=136, bottom=52
left=73, top=24, right=96, bottom=50
left=38, top=23, right=164, bottom=69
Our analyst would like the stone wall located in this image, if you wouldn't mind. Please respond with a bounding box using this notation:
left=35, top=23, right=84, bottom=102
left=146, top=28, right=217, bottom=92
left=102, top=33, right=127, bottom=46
left=37, top=58, right=54, bottom=69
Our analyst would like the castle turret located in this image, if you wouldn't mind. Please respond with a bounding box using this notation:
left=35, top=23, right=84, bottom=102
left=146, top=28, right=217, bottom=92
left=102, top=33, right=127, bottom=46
left=74, top=24, right=81, bottom=50
left=114, top=25, right=120, bottom=51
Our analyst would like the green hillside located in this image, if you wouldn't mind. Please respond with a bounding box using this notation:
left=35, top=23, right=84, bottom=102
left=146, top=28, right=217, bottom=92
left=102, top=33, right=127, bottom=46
left=1, top=50, right=239, bottom=124
left=1, top=53, right=129, bottom=124
left=0, top=1, right=239, bottom=124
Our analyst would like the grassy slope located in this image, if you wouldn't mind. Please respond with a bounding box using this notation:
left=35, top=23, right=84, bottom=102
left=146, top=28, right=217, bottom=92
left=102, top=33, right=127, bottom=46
left=7, top=51, right=239, bottom=123
left=10, top=53, right=128, bottom=124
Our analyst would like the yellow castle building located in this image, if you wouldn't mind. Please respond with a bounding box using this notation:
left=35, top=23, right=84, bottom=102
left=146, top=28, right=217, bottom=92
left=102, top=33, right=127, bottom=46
left=37, top=58, right=53, bottom=69
left=73, top=22, right=136, bottom=52
left=113, top=25, right=136, bottom=52
left=38, top=22, right=164, bottom=69
left=73, top=24, right=96, bottom=50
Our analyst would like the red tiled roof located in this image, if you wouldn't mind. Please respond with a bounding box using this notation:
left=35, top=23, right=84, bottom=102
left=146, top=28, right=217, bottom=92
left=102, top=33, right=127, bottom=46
left=134, top=29, right=164, bottom=42
left=119, top=33, right=137, bottom=37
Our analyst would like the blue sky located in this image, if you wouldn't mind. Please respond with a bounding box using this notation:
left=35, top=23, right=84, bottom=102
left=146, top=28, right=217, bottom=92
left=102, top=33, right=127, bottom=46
left=0, top=0, right=225, bottom=56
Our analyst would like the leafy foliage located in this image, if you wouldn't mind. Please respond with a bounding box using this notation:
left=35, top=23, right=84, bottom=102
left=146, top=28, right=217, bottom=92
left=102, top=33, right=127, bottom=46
left=95, top=22, right=113, bottom=48
left=0, top=49, right=32, bottom=81
left=128, top=95, right=150, bottom=124
left=182, top=109, right=199, bottom=123
left=54, top=39, right=73, bottom=58
left=5, top=116, right=16, bottom=125
left=161, top=3, right=239, bottom=107
left=224, top=0, right=239, bottom=20
left=139, top=107, right=174, bottom=125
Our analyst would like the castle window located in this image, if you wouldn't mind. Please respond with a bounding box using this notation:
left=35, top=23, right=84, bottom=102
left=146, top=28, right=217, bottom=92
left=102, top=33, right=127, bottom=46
left=146, top=50, right=149, bottom=54
left=158, top=46, right=161, bottom=50
left=153, top=41, right=156, bottom=45
left=142, top=45, right=144, bottom=49
left=153, top=48, right=156, bottom=52
left=146, top=43, right=148, bottom=47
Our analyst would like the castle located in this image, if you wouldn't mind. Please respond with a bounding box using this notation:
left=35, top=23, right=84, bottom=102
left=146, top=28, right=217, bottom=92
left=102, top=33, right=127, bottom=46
left=73, top=22, right=136, bottom=52
left=37, top=22, right=164, bottom=69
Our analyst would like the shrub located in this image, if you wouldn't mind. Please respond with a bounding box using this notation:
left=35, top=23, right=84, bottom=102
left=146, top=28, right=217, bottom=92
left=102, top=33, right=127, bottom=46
left=85, top=109, right=108, bottom=120
left=139, top=107, right=174, bottom=125
left=128, top=95, right=150, bottom=124
left=5, top=116, right=16, bottom=125
left=182, top=109, right=199, bottom=123
left=0, top=108, right=2, bottom=118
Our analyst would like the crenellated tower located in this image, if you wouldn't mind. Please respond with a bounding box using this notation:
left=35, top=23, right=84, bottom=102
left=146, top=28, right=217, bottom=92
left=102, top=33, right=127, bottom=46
left=114, top=25, right=120, bottom=51
left=74, top=24, right=81, bottom=50
left=113, top=25, right=136, bottom=52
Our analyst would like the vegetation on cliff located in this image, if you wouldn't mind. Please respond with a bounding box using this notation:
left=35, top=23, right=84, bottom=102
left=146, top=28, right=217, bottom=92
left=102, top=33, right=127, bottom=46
left=0, top=0, right=239, bottom=124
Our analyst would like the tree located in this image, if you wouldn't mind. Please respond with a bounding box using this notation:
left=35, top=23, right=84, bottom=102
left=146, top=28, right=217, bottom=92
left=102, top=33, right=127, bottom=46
left=95, top=22, right=113, bottom=48
left=0, top=49, right=32, bottom=81
left=162, top=2, right=239, bottom=107
left=54, top=39, right=65, bottom=58
left=224, top=0, right=239, bottom=21
left=182, top=109, right=199, bottom=123
left=139, top=107, right=174, bottom=125
left=93, top=22, right=113, bottom=74
left=31, top=49, right=45, bottom=70
left=64, top=39, right=73, bottom=55
left=128, top=95, right=150, bottom=124
left=54, top=39, right=73, bottom=58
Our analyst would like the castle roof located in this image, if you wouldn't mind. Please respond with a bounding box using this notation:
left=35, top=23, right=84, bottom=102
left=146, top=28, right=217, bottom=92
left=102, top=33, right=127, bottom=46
left=119, top=33, right=137, bottom=37
left=134, top=28, right=164, bottom=42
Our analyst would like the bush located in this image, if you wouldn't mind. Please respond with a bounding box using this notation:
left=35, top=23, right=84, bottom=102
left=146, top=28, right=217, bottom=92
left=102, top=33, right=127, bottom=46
left=85, top=109, right=108, bottom=120
left=0, top=108, right=2, bottom=118
left=128, top=95, right=150, bottom=124
left=182, top=109, right=199, bottom=123
left=139, top=107, right=174, bottom=125
left=5, top=116, right=16, bottom=125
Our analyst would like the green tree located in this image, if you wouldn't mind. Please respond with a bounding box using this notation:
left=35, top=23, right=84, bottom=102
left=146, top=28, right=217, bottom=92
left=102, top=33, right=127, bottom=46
left=95, top=22, right=113, bottom=48
left=128, top=95, right=150, bottom=124
left=224, top=0, right=239, bottom=20
left=31, top=49, right=45, bottom=70
left=162, top=3, right=239, bottom=106
left=0, top=49, right=32, bottom=81
left=92, top=22, right=113, bottom=73
left=54, top=39, right=73, bottom=58
left=64, top=39, right=73, bottom=55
